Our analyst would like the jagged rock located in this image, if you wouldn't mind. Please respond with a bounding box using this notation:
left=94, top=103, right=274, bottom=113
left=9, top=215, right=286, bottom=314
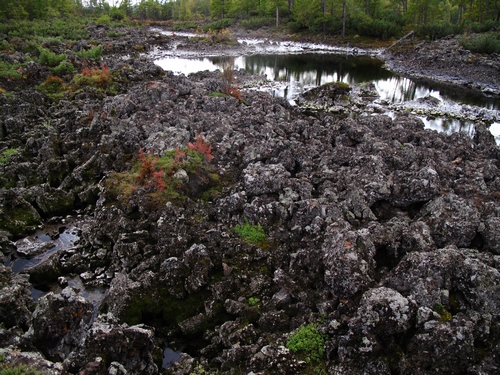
left=416, top=193, right=480, bottom=248
left=183, top=244, right=213, bottom=293
left=382, top=247, right=500, bottom=318
left=242, top=162, right=291, bottom=196
left=0, top=265, right=32, bottom=330
left=28, top=287, right=94, bottom=362
left=323, top=227, right=377, bottom=298
left=0, top=190, right=42, bottom=238
left=67, top=313, right=158, bottom=374
left=1, top=26, right=499, bottom=375
left=403, top=316, right=476, bottom=374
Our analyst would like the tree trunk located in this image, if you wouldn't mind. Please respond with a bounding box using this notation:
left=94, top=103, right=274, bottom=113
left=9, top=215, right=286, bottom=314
left=276, top=5, right=279, bottom=27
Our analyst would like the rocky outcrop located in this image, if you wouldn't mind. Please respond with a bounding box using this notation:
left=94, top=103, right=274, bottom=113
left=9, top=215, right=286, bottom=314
left=382, top=34, right=500, bottom=96
left=0, top=25, right=499, bottom=375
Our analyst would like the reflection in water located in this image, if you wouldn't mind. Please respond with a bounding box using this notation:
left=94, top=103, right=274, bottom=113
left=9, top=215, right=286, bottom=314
left=154, top=53, right=499, bottom=139
left=156, top=53, right=498, bottom=109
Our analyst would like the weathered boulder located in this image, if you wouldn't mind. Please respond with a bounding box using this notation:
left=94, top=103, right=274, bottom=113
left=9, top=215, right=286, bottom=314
left=0, top=265, right=32, bottom=330
left=382, top=247, right=500, bottom=319
left=67, top=313, right=158, bottom=374
left=323, top=227, right=377, bottom=299
left=416, top=193, right=480, bottom=248
left=27, top=287, right=94, bottom=362
left=0, top=190, right=42, bottom=238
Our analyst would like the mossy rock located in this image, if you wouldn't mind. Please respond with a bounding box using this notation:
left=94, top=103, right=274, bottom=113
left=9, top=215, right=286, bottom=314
left=35, top=188, right=75, bottom=216
left=116, top=284, right=209, bottom=330
left=0, top=193, right=41, bottom=238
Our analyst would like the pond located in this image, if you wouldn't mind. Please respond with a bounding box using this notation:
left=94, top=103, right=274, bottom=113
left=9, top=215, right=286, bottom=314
left=153, top=34, right=500, bottom=142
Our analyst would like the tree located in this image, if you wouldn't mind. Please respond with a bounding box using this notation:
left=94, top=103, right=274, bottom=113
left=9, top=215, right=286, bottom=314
left=135, top=0, right=163, bottom=20
left=292, top=0, right=321, bottom=28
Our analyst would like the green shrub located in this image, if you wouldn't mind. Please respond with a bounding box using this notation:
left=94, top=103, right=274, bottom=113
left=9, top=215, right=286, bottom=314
left=107, top=31, right=125, bottom=38
left=417, top=21, right=462, bottom=40
left=38, top=75, right=66, bottom=94
left=0, top=39, right=12, bottom=52
left=247, top=297, right=260, bottom=306
left=71, top=64, right=112, bottom=91
left=109, top=8, right=127, bottom=21
left=240, top=17, right=275, bottom=30
left=50, top=60, right=75, bottom=76
left=75, top=45, right=103, bottom=60
left=0, top=364, right=44, bottom=375
left=105, top=143, right=218, bottom=205
left=286, top=323, right=325, bottom=364
left=201, top=18, right=234, bottom=32
left=95, top=15, right=111, bottom=26
left=356, top=19, right=402, bottom=39
left=0, top=149, right=18, bottom=164
left=0, top=61, right=22, bottom=79
left=37, top=36, right=62, bottom=47
left=38, top=47, right=66, bottom=67
left=467, top=20, right=500, bottom=33
left=460, top=33, right=500, bottom=54
left=172, top=21, right=199, bottom=31
left=234, top=219, right=267, bottom=246
left=0, top=19, right=89, bottom=41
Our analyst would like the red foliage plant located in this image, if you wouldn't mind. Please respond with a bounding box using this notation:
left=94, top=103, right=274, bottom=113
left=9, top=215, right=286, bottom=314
left=137, top=147, right=157, bottom=183
left=188, top=133, right=214, bottom=161
left=80, top=63, right=110, bottom=87
left=174, top=148, right=187, bottom=164
left=152, top=170, right=167, bottom=191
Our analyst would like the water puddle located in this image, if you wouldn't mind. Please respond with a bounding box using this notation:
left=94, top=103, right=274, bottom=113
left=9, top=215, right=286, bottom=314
left=163, top=347, right=182, bottom=369
left=6, top=225, right=79, bottom=273
left=5, top=220, right=107, bottom=307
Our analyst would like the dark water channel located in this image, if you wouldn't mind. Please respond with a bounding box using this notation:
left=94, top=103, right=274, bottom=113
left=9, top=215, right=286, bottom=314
left=154, top=52, right=500, bottom=141
left=5, top=223, right=106, bottom=310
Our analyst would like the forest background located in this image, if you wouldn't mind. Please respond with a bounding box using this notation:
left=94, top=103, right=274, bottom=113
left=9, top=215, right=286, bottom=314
left=0, top=0, right=499, bottom=41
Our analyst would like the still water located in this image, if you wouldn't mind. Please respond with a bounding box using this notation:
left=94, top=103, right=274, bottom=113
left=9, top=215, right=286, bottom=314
left=155, top=52, right=500, bottom=140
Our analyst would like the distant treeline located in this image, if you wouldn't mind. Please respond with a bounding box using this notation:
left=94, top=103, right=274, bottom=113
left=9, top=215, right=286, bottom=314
left=1, top=0, right=499, bottom=39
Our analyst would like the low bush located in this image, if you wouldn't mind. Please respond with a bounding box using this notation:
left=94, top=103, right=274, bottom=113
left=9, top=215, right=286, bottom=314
left=172, top=21, right=199, bottom=31
left=0, top=61, right=22, bottom=79
left=356, top=19, right=401, bottom=39
left=107, top=31, right=126, bottom=38
left=201, top=18, right=234, bottom=32
left=50, top=60, right=76, bottom=76
left=240, top=17, right=275, bottom=30
left=38, top=75, right=66, bottom=94
left=75, top=45, right=103, bottom=60
left=460, top=33, right=500, bottom=54
left=417, top=21, right=462, bottom=40
left=38, top=47, right=66, bottom=67
left=0, top=364, right=43, bottom=375
left=467, top=20, right=500, bottom=33
left=71, top=64, right=112, bottom=90
left=109, top=8, right=127, bottom=20
left=95, top=15, right=111, bottom=26
left=105, top=136, right=218, bottom=205
left=0, top=39, right=12, bottom=52
left=0, top=19, right=89, bottom=40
